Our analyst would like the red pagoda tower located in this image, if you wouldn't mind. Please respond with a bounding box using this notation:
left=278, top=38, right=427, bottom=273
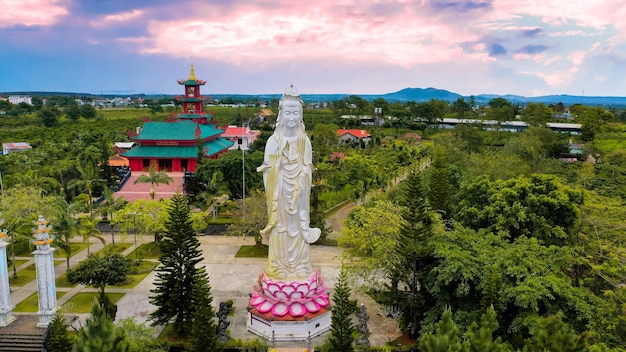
left=122, top=66, right=233, bottom=172
left=175, top=65, right=211, bottom=123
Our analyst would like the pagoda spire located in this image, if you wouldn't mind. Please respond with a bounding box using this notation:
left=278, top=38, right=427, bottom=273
left=188, top=64, right=196, bottom=81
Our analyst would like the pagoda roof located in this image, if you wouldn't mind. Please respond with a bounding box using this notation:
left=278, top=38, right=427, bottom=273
left=132, top=121, right=223, bottom=141
left=177, top=64, right=206, bottom=85
left=123, top=138, right=234, bottom=158
left=178, top=79, right=206, bottom=85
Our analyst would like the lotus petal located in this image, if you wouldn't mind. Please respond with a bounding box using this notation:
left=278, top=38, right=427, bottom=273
left=296, top=283, right=309, bottom=293
left=268, top=283, right=280, bottom=294
left=309, top=280, right=318, bottom=290
left=289, top=303, right=305, bottom=316
left=283, top=285, right=296, bottom=295
left=261, top=280, right=269, bottom=290
left=249, top=296, right=266, bottom=306
left=290, top=291, right=304, bottom=300
left=272, top=303, right=289, bottom=316
left=257, top=301, right=274, bottom=313
left=304, top=301, right=321, bottom=313
left=313, top=297, right=330, bottom=307
left=274, top=291, right=288, bottom=300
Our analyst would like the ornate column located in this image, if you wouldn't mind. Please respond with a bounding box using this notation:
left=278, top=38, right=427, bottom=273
left=32, top=215, right=57, bottom=327
left=0, top=216, right=16, bottom=327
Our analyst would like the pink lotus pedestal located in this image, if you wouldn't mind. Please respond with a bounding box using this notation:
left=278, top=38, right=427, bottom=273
left=247, top=272, right=331, bottom=341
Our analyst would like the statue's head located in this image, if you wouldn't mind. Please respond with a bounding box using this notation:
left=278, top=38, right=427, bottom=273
left=277, top=85, right=304, bottom=132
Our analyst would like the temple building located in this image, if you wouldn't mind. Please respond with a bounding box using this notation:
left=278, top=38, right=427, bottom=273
left=123, top=66, right=233, bottom=172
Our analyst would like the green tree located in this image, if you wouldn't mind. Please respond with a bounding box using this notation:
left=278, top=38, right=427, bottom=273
left=116, top=318, right=169, bottom=352
left=67, top=253, right=131, bottom=319
left=419, top=308, right=464, bottom=352
left=520, top=103, right=552, bottom=127
left=80, top=104, right=97, bottom=119
left=39, top=106, right=61, bottom=127
left=68, top=160, right=105, bottom=215
left=394, top=168, right=439, bottom=338
left=227, top=192, right=267, bottom=247
left=66, top=105, right=80, bottom=122
left=72, top=301, right=131, bottom=352
left=77, top=216, right=105, bottom=255
left=47, top=310, right=73, bottom=352
left=522, top=313, right=587, bottom=352
left=51, top=197, right=81, bottom=270
left=189, top=268, right=217, bottom=352
left=428, top=145, right=452, bottom=219
left=338, top=199, right=405, bottom=282
left=327, top=270, right=356, bottom=352
left=133, top=163, right=173, bottom=199
left=464, top=306, right=511, bottom=352
left=150, top=193, right=204, bottom=335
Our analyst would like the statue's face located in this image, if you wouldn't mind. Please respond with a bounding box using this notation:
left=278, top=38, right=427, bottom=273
left=281, top=104, right=301, bottom=129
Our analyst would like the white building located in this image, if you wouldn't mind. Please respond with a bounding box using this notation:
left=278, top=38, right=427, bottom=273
left=8, top=95, right=32, bottom=105
left=221, top=126, right=261, bottom=151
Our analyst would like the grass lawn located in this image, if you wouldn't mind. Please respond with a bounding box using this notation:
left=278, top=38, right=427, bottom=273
left=157, top=324, right=188, bottom=348
left=54, top=242, right=89, bottom=259
left=97, top=242, right=132, bottom=257
left=235, top=244, right=268, bottom=258
left=126, top=242, right=162, bottom=260
left=56, top=272, right=79, bottom=288
left=14, top=292, right=67, bottom=312
left=64, top=292, right=125, bottom=313
left=114, top=260, right=159, bottom=289
left=8, top=264, right=37, bottom=286
left=7, top=259, right=28, bottom=270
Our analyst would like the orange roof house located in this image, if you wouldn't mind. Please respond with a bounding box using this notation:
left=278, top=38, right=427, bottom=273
left=337, top=129, right=372, bottom=145
left=220, top=125, right=262, bottom=151
left=108, top=154, right=129, bottom=167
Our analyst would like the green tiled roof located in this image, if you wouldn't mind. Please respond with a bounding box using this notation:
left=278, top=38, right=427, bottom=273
left=133, top=121, right=222, bottom=141
left=123, top=138, right=234, bottom=158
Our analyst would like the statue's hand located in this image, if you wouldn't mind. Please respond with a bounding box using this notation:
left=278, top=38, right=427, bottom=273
left=289, top=183, right=302, bottom=213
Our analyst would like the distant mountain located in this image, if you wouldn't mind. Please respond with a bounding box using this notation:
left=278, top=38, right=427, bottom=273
left=381, top=87, right=463, bottom=102
left=3, top=88, right=626, bottom=107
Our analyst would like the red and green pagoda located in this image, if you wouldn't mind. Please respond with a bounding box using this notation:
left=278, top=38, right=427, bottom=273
left=123, top=65, right=233, bottom=172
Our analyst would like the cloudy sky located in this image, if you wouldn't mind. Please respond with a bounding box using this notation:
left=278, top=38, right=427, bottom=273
left=1, top=0, right=625, bottom=97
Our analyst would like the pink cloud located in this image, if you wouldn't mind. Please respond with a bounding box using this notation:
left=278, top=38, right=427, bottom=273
left=137, top=1, right=480, bottom=68
left=92, top=9, right=144, bottom=27
left=0, top=0, right=68, bottom=28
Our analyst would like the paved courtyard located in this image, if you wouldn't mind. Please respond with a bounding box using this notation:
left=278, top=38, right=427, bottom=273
left=5, top=233, right=401, bottom=350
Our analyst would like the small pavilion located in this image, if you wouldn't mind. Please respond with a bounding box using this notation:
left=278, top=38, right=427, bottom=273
left=123, top=66, right=233, bottom=172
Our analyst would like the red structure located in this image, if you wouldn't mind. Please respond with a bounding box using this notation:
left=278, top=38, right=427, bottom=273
left=123, top=66, right=233, bottom=172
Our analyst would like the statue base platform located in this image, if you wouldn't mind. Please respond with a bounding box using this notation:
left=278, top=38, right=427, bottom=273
left=247, top=307, right=330, bottom=341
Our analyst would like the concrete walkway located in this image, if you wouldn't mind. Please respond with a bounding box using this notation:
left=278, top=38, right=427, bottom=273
left=5, top=232, right=400, bottom=350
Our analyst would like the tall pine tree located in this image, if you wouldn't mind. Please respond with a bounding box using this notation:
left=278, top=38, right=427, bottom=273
left=427, top=145, right=452, bottom=219
left=189, top=267, right=218, bottom=352
left=150, top=193, right=205, bottom=335
left=394, top=167, right=437, bottom=338
left=72, top=301, right=130, bottom=352
left=327, top=270, right=356, bottom=352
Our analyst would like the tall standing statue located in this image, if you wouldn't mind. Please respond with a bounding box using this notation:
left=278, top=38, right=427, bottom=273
left=257, top=85, right=321, bottom=280
left=248, top=86, right=330, bottom=339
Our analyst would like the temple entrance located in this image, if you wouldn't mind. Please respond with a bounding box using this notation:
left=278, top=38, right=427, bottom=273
left=181, top=159, right=188, bottom=172
left=142, top=159, right=151, bottom=171
left=158, top=159, right=172, bottom=172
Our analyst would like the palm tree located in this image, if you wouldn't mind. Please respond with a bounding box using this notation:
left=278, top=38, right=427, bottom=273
left=51, top=198, right=81, bottom=271
left=133, top=163, right=173, bottom=199
left=68, top=161, right=105, bottom=215
left=78, top=216, right=105, bottom=255
left=98, top=189, right=126, bottom=245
